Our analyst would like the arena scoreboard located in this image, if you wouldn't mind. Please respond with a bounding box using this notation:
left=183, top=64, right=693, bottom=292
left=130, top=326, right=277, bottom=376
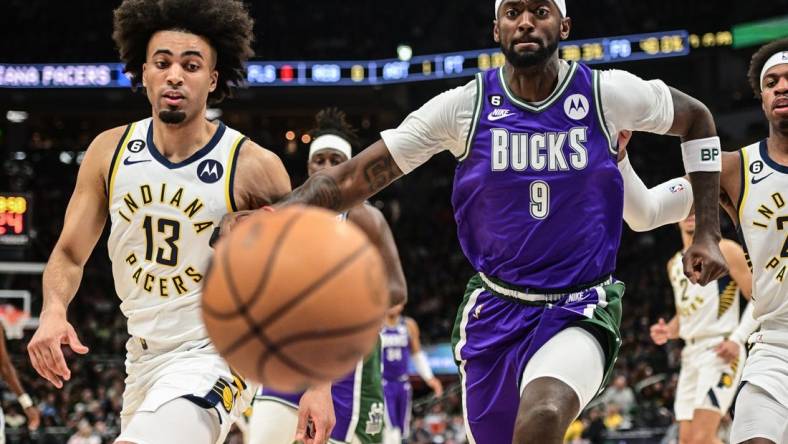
left=0, top=193, right=32, bottom=247
left=0, top=30, right=688, bottom=89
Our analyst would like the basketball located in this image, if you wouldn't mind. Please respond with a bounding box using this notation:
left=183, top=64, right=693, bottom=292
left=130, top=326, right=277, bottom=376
left=201, top=206, right=389, bottom=392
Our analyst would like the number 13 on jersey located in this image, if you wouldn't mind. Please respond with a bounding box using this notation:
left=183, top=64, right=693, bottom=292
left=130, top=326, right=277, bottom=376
left=142, top=215, right=181, bottom=266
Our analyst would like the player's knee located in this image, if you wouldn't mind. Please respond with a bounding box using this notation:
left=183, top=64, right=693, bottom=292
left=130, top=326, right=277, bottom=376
left=687, top=430, right=715, bottom=444
left=115, top=441, right=138, bottom=444
left=514, top=401, right=565, bottom=439
left=686, top=430, right=716, bottom=444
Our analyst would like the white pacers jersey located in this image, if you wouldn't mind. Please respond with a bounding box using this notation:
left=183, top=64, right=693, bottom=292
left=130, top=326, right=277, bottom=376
left=107, top=117, right=246, bottom=346
left=738, top=140, right=788, bottom=324
left=668, top=252, right=740, bottom=340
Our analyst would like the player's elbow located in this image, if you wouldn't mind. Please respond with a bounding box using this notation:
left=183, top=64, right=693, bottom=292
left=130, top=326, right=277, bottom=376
left=674, top=92, right=716, bottom=140
left=626, top=220, right=654, bottom=232
left=51, top=244, right=86, bottom=268
left=624, top=208, right=660, bottom=232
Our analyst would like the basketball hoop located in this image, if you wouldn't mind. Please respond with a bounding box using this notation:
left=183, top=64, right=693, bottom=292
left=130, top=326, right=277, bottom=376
left=0, top=303, right=30, bottom=340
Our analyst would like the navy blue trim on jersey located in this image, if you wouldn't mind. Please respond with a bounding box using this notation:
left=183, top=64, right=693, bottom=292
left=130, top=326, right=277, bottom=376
left=106, top=124, right=131, bottom=197
left=736, top=149, right=746, bottom=217
left=227, top=137, right=247, bottom=212
left=760, top=139, right=788, bottom=174
left=707, top=388, right=720, bottom=409
left=736, top=225, right=754, bottom=272
left=146, top=121, right=227, bottom=169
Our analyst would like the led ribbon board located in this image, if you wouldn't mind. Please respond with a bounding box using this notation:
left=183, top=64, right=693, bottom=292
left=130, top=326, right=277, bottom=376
left=0, top=30, right=689, bottom=88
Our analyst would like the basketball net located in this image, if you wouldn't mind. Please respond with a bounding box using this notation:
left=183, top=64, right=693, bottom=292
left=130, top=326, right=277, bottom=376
left=0, top=304, right=29, bottom=340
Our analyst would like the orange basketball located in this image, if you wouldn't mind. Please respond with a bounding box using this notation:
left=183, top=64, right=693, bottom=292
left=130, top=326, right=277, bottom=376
left=202, top=206, right=389, bottom=392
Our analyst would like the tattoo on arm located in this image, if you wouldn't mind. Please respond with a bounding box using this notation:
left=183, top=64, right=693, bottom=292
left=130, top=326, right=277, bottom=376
left=363, top=155, right=399, bottom=194
left=278, top=141, right=403, bottom=211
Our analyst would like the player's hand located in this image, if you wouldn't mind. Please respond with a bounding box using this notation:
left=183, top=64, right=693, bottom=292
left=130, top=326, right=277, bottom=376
left=714, top=339, right=741, bottom=364
left=27, top=308, right=89, bottom=389
left=649, top=318, right=671, bottom=345
left=295, top=383, right=335, bottom=444
left=212, top=207, right=277, bottom=247
left=427, top=377, right=444, bottom=397
left=616, top=130, right=632, bottom=163
left=683, top=236, right=728, bottom=285
left=218, top=210, right=256, bottom=238
left=24, top=405, right=41, bottom=430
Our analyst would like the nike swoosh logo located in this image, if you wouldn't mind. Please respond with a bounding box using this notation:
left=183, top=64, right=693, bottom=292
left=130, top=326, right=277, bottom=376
left=488, top=111, right=516, bottom=121
left=123, top=157, right=151, bottom=166
left=751, top=172, right=774, bottom=185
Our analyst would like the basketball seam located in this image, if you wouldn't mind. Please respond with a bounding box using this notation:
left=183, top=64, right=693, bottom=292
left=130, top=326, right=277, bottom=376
left=214, top=216, right=377, bottom=383
left=223, top=240, right=371, bottom=355
left=252, top=243, right=376, bottom=382
left=202, top=210, right=305, bottom=319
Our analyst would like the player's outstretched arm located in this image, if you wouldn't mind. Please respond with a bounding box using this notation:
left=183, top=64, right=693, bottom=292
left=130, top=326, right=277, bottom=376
left=617, top=128, right=741, bottom=232
left=665, top=88, right=727, bottom=285
left=27, top=127, right=120, bottom=388
left=617, top=131, right=694, bottom=231
left=601, top=70, right=726, bottom=284
left=0, top=328, right=40, bottom=430
left=348, top=204, right=407, bottom=306
left=281, top=140, right=403, bottom=212
left=406, top=317, right=443, bottom=397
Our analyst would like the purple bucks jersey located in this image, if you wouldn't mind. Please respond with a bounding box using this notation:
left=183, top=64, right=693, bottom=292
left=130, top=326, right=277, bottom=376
left=382, top=318, right=411, bottom=382
left=382, top=318, right=413, bottom=435
left=452, top=63, right=623, bottom=289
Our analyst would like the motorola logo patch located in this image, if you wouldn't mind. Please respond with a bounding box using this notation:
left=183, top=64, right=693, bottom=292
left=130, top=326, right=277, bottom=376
left=564, top=94, right=590, bottom=120
left=197, top=159, right=224, bottom=184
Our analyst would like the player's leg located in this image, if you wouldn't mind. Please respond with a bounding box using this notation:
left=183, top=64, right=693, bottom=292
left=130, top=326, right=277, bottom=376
left=686, top=345, right=742, bottom=444
left=677, top=421, right=692, bottom=444
left=730, top=383, right=788, bottom=444
left=402, top=384, right=412, bottom=442
left=674, top=347, right=698, bottom=444
left=383, top=381, right=409, bottom=444
left=247, top=400, right=299, bottom=444
left=116, top=398, right=221, bottom=444
left=382, top=390, right=401, bottom=444
left=0, top=406, right=5, bottom=444
left=514, top=327, right=605, bottom=444
left=687, top=410, right=723, bottom=444
left=453, top=286, right=528, bottom=444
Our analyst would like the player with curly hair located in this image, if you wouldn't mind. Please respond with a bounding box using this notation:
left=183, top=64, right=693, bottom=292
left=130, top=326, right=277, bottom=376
left=249, top=108, right=408, bottom=444
left=26, top=1, right=295, bottom=443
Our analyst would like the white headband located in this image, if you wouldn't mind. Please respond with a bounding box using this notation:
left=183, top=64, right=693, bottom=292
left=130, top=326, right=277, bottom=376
left=309, top=134, right=352, bottom=161
left=761, top=51, right=788, bottom=91
left=495, top=0, right=566, bottom=17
